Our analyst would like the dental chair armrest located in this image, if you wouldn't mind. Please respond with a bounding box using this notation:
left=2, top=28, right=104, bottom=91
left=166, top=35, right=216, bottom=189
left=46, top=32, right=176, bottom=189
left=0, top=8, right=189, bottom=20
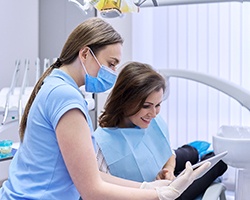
left=202, top=182, right=227, bottom=200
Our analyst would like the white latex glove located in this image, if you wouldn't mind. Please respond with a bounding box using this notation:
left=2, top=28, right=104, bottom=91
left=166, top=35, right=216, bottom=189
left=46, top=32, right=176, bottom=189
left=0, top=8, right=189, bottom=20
left=140, top=180, right=172, bottom=190
left=156, top=161, right=211, bottom=200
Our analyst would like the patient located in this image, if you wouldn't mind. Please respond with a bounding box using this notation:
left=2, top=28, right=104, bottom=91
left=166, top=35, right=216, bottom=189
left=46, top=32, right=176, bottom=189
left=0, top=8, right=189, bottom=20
left=94, top=62, right=228, bottom=200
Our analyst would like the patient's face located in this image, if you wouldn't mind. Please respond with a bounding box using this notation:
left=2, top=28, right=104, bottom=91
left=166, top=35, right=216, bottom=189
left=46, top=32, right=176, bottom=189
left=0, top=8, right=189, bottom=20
left=127, top=89, right=163, bottom=129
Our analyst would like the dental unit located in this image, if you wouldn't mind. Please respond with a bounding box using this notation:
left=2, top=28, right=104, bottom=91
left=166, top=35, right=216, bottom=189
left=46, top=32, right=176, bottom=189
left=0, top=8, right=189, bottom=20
left=1, top=60, right=21, bottom=126
left=159, top=69, right=250, bottom=200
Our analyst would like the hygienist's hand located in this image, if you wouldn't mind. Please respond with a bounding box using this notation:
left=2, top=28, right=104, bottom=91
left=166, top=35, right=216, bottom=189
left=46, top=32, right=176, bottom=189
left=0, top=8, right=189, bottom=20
left=155, top=161, right=211, bottom=200
left=156, top=168, right=176, bottom=181
left=140, top=180, right=172, bottom=190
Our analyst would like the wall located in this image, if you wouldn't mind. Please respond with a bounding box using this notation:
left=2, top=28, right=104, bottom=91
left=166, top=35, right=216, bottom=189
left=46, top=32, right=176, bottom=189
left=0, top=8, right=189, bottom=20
left=0, top=0, right=96, bottom=90
left=39, top=0, right=95, bottom=63
left=132, top=2, right=250, bottom=148
left=0, top=0, right=39, bottom=89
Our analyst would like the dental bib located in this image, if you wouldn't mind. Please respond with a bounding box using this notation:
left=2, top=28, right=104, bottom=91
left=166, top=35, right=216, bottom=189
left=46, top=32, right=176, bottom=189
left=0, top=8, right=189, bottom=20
left=94, top=115, right=173, bottom=182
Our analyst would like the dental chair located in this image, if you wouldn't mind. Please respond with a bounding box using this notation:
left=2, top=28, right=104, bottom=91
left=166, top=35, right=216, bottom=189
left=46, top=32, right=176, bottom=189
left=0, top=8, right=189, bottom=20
left=201, top=182, right=227, bottom=200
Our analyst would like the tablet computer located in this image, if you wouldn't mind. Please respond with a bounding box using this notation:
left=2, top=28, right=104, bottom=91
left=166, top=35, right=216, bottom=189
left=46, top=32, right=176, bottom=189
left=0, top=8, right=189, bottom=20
left=176, top=150, right=228, bottom=180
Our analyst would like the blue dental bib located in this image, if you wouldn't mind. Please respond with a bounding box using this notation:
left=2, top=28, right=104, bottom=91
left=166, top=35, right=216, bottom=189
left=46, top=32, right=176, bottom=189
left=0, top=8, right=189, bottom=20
left=94, top=115, right=173, bottom=182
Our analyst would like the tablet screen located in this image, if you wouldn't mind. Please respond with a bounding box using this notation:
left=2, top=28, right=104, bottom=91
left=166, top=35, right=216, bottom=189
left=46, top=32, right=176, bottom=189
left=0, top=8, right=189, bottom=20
left=175, top=151, right=228, bottom=181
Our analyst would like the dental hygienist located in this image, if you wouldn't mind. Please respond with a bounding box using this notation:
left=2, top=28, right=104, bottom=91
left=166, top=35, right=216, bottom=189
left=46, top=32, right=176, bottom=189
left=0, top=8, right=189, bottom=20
left=0, top=17, right=210, bottom=200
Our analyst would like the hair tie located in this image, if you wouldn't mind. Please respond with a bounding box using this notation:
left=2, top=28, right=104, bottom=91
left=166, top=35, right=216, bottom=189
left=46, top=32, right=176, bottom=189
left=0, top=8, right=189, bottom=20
left=54, top=58, right=62, bottom=68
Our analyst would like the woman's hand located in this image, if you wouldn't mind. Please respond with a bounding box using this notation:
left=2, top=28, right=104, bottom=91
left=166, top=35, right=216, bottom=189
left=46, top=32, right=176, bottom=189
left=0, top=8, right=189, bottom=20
left=156, top=154, right=176, bottom=181
left=156, top=168, right=175, bottom=181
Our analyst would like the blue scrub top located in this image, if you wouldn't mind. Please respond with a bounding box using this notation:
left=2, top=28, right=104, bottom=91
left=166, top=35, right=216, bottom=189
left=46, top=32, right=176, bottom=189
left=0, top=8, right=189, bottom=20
left=0, top=69, right=93, bottom=200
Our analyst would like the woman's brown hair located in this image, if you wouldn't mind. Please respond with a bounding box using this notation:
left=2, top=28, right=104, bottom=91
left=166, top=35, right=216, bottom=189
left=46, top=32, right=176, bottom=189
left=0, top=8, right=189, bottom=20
left=99, top=62, right=166, bottom=128
left=19, top=17, right=123, bottom=141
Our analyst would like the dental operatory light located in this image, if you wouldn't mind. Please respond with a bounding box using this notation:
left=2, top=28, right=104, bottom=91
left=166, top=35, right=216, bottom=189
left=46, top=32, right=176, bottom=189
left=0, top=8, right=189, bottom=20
left=69, top=0, right=250, bottom=18
left=68, top=0, right=94, bottom=15
left=68, top=0, right=138, bottom=18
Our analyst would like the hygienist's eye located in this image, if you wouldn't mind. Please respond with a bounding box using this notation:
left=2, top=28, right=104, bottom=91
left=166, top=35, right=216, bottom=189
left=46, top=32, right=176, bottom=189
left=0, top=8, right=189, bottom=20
left=108, top=63, right=116, bottom=70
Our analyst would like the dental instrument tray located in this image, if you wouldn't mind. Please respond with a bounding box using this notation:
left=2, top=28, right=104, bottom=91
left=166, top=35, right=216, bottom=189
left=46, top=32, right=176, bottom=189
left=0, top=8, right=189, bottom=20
left=0, top=140, right=17, bottom=162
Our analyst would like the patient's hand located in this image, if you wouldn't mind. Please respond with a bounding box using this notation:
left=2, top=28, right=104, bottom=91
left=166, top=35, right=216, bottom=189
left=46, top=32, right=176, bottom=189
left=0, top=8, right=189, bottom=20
left=156, top=168, right=176, bottom=181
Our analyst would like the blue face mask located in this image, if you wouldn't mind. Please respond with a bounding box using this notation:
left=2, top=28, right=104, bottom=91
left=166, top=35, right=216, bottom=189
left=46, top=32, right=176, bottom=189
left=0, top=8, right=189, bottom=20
left=85, top=65, right=117, bottom=93
left=81, top=50, right=117, bottom=93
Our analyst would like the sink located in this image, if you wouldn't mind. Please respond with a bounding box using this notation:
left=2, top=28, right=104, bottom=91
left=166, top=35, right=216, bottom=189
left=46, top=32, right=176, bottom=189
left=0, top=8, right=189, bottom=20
left=213, top=125, right=250, bottom=169
left=213, top=125, right=250, bottom=200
